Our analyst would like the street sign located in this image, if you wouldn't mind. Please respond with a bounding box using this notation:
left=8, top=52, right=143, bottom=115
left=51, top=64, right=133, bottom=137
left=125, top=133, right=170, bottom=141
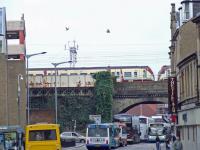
left=89, top=115, right=101, bottom=124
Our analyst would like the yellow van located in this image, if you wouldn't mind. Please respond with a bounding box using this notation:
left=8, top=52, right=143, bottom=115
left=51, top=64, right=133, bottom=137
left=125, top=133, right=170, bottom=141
left=25, top=124, right=61, bottom=150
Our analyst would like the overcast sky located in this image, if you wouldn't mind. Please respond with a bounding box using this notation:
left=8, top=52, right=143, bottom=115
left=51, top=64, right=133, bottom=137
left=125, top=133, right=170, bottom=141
left=1, top=0, right=182, bottom=77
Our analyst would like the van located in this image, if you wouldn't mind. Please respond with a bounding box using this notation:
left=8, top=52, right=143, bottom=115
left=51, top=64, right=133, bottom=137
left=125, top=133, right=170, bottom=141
left=25, top=124, right=61, bottom=150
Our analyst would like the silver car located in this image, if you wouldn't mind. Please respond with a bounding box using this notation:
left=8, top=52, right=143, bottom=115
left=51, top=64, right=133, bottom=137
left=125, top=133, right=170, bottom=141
left=60, top=132, right=86, bottom=143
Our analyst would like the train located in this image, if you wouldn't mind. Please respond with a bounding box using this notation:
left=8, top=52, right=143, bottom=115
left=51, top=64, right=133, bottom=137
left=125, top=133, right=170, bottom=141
left=28, top=66, right=155, bottom=88
left=157, top=65, right=171, bottom=81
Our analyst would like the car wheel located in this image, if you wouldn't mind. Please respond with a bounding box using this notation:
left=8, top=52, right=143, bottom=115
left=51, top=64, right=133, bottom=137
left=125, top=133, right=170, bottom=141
left=80, top=139, right=85, bottom=143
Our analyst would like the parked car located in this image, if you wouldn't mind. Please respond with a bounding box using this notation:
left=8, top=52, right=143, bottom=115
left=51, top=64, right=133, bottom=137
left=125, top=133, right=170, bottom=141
left=60, top=132, right=86, bottom=143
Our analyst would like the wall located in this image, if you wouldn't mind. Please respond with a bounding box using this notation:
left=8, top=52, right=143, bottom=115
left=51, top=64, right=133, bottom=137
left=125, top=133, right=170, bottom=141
left=0, top=54, right=8, bottom=125
left=176, top=21, right=197, bottom=64
left=178, top=108, right=200, bottom=150
left=7, top=60, right=26, bottom=127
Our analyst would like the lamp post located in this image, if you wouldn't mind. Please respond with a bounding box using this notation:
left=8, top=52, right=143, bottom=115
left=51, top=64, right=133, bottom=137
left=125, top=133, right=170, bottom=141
left=51, top=61, right=72, bottom=124
left=17, top=74, right=23, bottom=125
left=26, top=52, right=47, bottom=124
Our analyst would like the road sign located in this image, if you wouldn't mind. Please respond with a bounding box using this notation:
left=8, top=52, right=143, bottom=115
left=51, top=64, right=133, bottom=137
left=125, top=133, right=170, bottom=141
left=89, top=115, right=101, bottom=124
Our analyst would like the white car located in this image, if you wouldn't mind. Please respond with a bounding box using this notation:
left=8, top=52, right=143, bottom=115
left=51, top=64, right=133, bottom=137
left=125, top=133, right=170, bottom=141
left=60, top=132, right=86, bottom=143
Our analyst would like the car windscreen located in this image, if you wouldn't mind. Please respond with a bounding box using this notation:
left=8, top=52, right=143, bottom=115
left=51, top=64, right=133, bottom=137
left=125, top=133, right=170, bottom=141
left=0, top=133, right=4, bottom=148
left=29, top=130, right=57, bottom=141
left=139, top=118, right=147, bottom=124
left=4, top=132, right=17, bottom=149
left=149, top=124, right=164, bottom=136
left=88, top=127, right=108, bottom=137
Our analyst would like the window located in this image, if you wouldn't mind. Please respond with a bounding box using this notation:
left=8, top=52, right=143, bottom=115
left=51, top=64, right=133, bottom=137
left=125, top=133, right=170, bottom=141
left=60, top=73, right=68, bottom=76
left=70, top=73, right=77, bottom=75
left=134, top=72, right=137, bottom=78
left=88, top=127, right=108, bottom=137
left=63, top=132, right=71, bottom=136
left=193, top=126, right=195, bottom=141
left=72, top=133, right=78, bottom=137
left=116, top=72, right=120, bottom=77
left=111, top=72, right=115, bottom=76
left=0, top=40, right=2, bottom=52
left=80, top=73, right=87, bottom=75
left=124, top=72, right=132, bottom=77
left=188, top=127, right=189, bottom=140
left=143, top=70, right=147, bottom=78
left=4, top=132, right=17, bottom=149
left=0, top=10, right=3, bottom=34
left=139, top=118, right=147, bottom=124
left=184, top=3, right=190, bottom=19
left=167, top=69, right=171, bottom=77
left=29, top=130, right=57, bottom=141
left=182, top=127, right=184, bottom=140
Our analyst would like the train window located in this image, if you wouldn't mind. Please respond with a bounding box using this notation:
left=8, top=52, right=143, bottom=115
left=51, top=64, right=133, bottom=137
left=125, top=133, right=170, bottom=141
left=111, top=72, right=115, bottom=76
left=124, top=72, right=132, bottom=77
left=143, top=70, right=147, bottom=78
left=80, top=73, right=87, bottom=75
left=70, top=73, right=78, bottom=75
left=134, top=72, right=137, bottom=77
left=60, top=73, right=68, bottom=76
left=116, top=72, right=120, bottom=77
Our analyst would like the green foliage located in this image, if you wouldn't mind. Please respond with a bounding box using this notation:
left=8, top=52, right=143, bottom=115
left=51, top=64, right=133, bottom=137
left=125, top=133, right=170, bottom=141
left=30, top=71, right=114, bottom=132
left=93, top=71, right=114, bottom=122
left=58, top=95, right=95, bottom=132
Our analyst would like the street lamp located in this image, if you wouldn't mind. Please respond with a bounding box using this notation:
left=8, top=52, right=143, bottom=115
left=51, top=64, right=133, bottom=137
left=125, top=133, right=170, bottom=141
left=51, top=61, right=72, bottom=124
left=17, top=74, right=23, bottom=125
left=26, top=52, right=47, bottom=124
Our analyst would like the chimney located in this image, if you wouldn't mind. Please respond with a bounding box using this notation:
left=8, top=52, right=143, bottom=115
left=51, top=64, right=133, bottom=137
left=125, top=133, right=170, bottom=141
left=170, top=3, right=177, bottom=39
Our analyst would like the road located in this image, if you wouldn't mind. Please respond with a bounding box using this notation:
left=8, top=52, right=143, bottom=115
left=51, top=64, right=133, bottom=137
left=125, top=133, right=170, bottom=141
left=62, top=142, right=167, bottom=150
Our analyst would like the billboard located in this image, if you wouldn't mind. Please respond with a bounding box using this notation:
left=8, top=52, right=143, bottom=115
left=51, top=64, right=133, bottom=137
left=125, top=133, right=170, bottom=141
left=0, top=7, right=6, bottom=53
left=168, top=77, right=178, bottom=114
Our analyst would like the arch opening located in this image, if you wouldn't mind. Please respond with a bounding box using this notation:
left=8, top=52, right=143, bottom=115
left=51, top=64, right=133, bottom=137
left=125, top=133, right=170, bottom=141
left=119, top=100, right=166, bottom=114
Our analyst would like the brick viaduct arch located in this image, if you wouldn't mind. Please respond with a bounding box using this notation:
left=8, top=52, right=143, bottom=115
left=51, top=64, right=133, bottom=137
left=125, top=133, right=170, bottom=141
left=113, top=81, right=168, bottom=114
left=113, top=97, right=168, bottom=114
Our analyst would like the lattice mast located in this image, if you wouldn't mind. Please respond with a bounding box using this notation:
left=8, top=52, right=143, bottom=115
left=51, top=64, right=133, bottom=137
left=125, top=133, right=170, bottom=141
left=65, top=40, right=78, bottom=67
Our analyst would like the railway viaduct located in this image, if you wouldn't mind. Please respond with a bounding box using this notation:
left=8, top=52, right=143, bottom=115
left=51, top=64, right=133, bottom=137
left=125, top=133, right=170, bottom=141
left=30, top=80, right=168, bottom=123
left=113, top=81, right=168, bottom=114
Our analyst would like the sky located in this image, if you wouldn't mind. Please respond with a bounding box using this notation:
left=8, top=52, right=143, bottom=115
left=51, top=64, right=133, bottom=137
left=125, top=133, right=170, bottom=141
left=1, top=0, right=182, bottom=78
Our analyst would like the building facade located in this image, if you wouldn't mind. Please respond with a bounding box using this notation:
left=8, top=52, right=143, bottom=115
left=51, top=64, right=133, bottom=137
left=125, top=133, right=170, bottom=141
left=0, top=8, right=26, bottom=127
left=169, top=1, right=200, bottom=150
